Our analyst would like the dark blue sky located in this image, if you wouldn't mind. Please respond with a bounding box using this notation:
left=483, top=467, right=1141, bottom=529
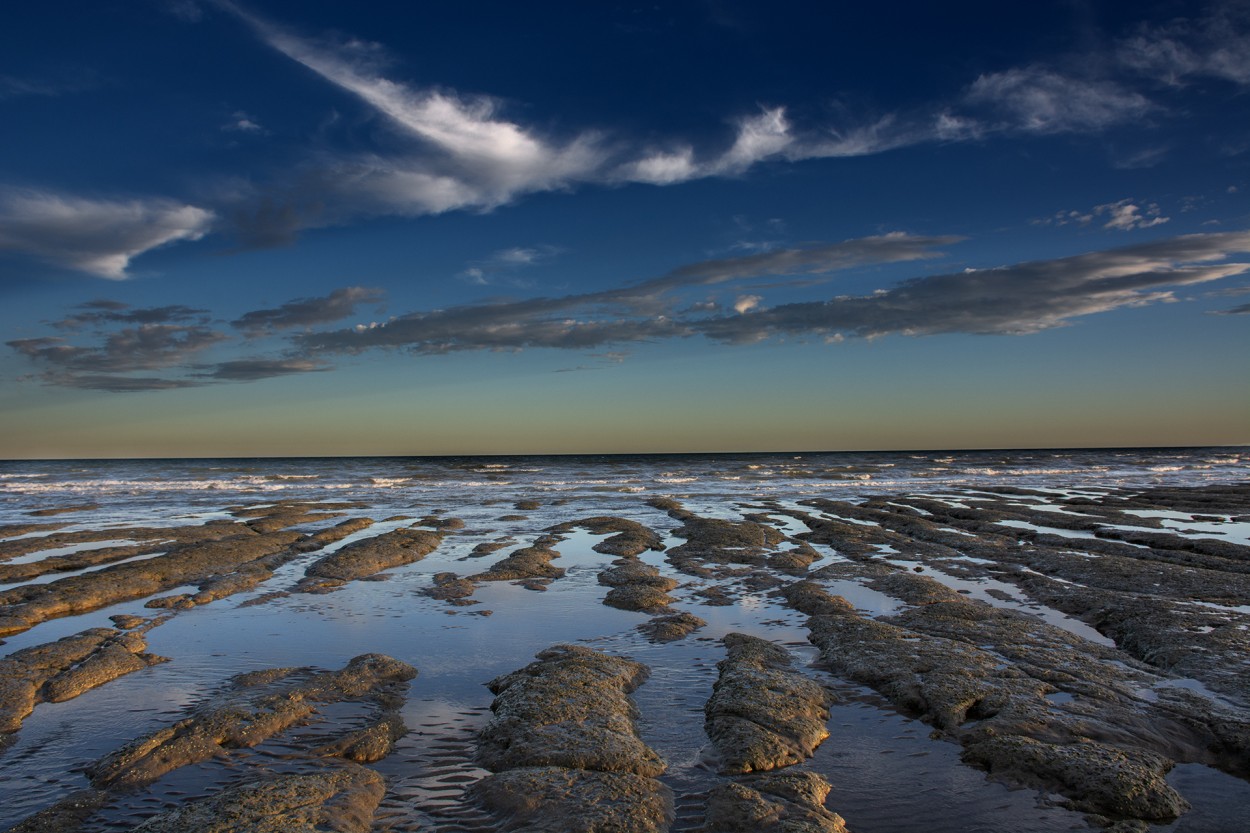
left=1, top=0, right=1247, bottom=457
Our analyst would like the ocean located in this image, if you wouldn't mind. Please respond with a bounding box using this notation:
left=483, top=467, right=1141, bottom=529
left=4, top=446, right=1247, bottom=520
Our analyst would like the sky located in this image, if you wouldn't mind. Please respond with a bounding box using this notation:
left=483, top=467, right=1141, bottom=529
left=1, top=0, right=1248, bottom=459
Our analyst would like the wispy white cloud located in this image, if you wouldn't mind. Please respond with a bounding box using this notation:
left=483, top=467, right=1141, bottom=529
left=1119, top=4, right=1250, bottom=86
left=1097, top=198, right=1170, bottom=231
left=222, top=110, right=264, bottom=132
left=225, top=2, right=608, bottom=214
left=0, top=189, right=215, bottom=279
left=13, top=3, right=1242, bottom=279
left=962, top=67, right=1154, bottom=134
left=221, top=2, right=1156, bottom=228
left=457, top=244, right=563, bottom=285
left=0, top=71, right=100, bottom=100
left=1036, top=198, right=1170, bottom=232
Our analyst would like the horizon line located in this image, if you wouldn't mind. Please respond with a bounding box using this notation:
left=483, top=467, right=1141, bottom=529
left=2, top=442, right=1246, bottom=464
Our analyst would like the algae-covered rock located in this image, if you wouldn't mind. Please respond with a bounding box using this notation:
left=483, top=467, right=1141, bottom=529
left=597, top=561, right=677, bottom=589
left=0, top=529, right=303, bottom=636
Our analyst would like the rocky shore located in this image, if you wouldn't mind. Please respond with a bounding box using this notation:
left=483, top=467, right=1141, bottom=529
left=0, top=482, right=1247, bottom=831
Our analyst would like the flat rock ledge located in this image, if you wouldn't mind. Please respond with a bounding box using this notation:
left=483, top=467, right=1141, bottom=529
left=471, top=536, right=566, bottom=583
left=300, top=526, right=443, bottom=586
left=648, top=498, right=788, bottom=576
left=0, top=505, right=384, bottom=635
left=470, top=644, right=673, bottom=832
left=1, top=627, right=168, bottom=748
left=599, top=559, right=680, bottom=612
left=130, top=765, right=384, bottom=833
left=705, top=633, right=832, bottom=774
left=703, top=770, right=849, bottom=833
left=638, top=611, right=706, bottom=643
left=86, top=653, right=416, bottom=790
left=547, top=516, right=666, bottom=557
left=786, top=580, right=1194, bottom=826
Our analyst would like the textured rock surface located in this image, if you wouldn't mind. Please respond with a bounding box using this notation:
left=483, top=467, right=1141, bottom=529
left=302, top=527, right=442, bottom=582
left=477, top=645, right=663, bottom=776
left=548, top=516, right=665, bottom=557
left=130, top=766, right=385, bottom=833
left=0, top=627, right=167, bottom=744
left=637, top=611, right=706, bottom=642
left=604, top=583, right=675, bottom=612
left=473, top=645, right=672, bottom=832
left=471, top=536, right=566, bottom=582
left=4, top=790, right=110, bottom=833
left=703, top=770, right=848, bottom=833
left=705, top=633, right=831, bottom=774
left=87, top=653, right=415, bottom=789
left=0, top=527, right=304, bottom=636
left=470, top=767, right=673, bottom=833
left=788, top=579, right=1198, bottom=824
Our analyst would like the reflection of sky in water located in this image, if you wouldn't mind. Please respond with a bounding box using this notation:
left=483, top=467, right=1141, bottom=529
left=4, top=539, right=143, bottom=565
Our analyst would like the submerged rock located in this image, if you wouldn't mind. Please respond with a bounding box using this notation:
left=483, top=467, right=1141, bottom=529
left=5, top=789, right=110, bottom=833
left=311, top=712, right=408, bottom=763
left=131, top=766, right=384, bottom=833
left=705, top=633, right=832, bottom=774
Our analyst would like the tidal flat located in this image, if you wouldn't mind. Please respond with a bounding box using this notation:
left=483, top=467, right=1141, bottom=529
left=0, top=452, right=1248, bottom=832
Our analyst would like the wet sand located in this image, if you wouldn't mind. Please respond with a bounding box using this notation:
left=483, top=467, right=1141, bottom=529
left=1, top=482, right=1248, bottom=831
